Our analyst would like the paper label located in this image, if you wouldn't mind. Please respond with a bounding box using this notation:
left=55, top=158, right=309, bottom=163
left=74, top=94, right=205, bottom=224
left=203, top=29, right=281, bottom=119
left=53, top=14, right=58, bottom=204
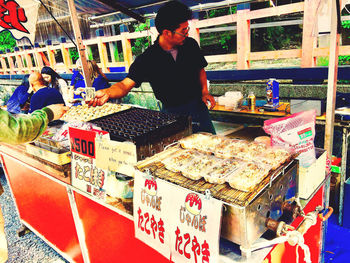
left=95, top=138, right=137, bottom=176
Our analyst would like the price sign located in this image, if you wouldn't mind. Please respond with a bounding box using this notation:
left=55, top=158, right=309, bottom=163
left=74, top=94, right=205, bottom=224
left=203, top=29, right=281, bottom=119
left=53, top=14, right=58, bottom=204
left=69, top=127, right=109, bottom=200
left=69, top=127, right=97, bottom=158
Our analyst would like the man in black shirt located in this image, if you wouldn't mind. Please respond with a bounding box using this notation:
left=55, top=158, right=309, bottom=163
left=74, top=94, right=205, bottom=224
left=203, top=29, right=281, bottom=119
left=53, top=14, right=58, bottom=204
left=89, top=0, right=216, bottom=134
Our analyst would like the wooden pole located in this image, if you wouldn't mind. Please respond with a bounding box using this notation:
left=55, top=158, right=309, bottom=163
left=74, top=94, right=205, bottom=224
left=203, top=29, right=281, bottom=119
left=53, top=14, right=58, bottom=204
left=301, top=0, right=320, bottom=67
left=66, top=0, right=92, bottom=87
left=237, top=4, right=251, bottom=70
left=324, top=0, right=340, bottom=158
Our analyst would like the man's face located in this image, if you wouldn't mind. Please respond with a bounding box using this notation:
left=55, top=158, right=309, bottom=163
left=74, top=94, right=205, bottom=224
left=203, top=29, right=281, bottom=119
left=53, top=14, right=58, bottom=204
left=170, top=21, right=189, bottom=46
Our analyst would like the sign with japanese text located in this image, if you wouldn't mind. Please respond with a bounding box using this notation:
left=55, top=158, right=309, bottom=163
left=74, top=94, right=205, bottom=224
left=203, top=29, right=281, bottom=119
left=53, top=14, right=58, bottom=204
left=1, top=0, right=39, bottom=44
left=95, top=138, right=137, bottom=176
left=169, top=188, right=222, bottom=263
left=134, top=170, right=171, bottom=259
left=134, top=170, right=223, bottom=262
left=69, top=127, right=108, bottom=201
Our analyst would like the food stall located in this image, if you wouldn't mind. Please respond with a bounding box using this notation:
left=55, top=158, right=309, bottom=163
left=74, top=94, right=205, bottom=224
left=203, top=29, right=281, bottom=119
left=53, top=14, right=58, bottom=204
left=0, top=103, right=330, bottom=263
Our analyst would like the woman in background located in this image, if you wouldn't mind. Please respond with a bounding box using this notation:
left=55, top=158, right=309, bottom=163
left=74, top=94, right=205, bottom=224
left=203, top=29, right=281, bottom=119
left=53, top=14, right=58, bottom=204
left=87, top=60, right=110, bottom=91
left=70, top=59, right=111, bottom=104
left=71, top=59, right=110, bottom=92
left=41, top=66, right=71, bottom=106
left=6, top=74, right=32, bottom=114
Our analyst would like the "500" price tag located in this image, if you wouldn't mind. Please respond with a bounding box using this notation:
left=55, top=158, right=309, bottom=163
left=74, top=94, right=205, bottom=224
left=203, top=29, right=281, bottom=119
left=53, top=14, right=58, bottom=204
left=69, top=127, right=98, bottom=158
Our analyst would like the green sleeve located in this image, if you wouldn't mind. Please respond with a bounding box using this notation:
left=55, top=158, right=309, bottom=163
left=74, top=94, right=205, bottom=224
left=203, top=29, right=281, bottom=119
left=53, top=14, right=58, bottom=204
left=0, top=107, right=53, bottom=144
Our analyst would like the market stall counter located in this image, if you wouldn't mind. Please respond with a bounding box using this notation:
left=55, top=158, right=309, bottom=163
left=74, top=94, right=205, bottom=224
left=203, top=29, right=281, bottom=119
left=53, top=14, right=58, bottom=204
left=0, top=146, right=328, bottom=262
left=0, top=108, right=329, bottom=263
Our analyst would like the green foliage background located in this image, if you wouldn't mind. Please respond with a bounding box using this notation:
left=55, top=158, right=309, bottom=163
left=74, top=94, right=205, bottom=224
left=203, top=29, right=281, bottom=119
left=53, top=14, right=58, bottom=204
left=0, top=31, right=16, bottom=53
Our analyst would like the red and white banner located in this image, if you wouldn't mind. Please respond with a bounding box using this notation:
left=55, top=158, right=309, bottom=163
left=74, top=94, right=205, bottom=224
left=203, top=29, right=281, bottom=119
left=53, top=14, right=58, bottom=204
left=134, top=170, right=172, bottom=259
left=169, top=187, right=222, bottom=263
left=0, top=0, right=39, bottom=44
left=134, top=170, right=223, bottom=262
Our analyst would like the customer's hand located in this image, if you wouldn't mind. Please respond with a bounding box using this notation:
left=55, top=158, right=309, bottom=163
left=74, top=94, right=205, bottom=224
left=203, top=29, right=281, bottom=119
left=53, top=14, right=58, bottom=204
left=46, top=104, right=69, bottom=120
left=202, top=93, right=216, bottom=110
left=87, top=89, right=110, bottom=107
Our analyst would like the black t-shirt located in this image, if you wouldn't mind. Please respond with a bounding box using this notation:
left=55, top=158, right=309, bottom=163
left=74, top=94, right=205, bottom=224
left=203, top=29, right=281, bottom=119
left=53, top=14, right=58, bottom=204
left=127, top=37, right=208, bottom=107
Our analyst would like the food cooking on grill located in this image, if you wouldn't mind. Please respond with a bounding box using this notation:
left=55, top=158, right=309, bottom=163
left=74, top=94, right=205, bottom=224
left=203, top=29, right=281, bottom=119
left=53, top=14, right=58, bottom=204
left=227, top=161, right=271, bottom=192
left=214, top=139, right=249, bottom=159
left=61, top=103, right=130, bottom=122
left=179, top=133, right=226, bottom=154
left=161, top=149, right=196, bottom=173
left=259, top=147, right=291, bottom=169
left=181, top=153, right=217, bottom=180
left=203, top=158, right=241, bottom=184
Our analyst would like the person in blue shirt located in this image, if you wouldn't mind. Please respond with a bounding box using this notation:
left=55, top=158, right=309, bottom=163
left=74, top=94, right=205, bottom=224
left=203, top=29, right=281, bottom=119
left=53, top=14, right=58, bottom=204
left=71, top=59, right=110, bottom=102
left=41, top=66, right=71, bottom=106
left=28, top=72, right=65, bottom=113
left=6, top=74, right=32, bottom=114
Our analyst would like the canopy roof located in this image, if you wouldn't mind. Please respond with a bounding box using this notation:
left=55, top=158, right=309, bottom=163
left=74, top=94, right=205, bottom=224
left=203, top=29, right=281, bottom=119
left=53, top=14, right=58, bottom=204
left=43, top=0, right=262, bottom=24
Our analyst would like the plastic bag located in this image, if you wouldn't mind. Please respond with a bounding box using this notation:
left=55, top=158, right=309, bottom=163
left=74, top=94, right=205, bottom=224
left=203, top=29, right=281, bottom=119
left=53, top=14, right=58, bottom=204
left=263, top=110, right=316, bottom=167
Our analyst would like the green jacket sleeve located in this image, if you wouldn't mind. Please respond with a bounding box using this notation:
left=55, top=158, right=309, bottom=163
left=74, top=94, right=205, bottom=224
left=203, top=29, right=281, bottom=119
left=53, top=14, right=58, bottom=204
left=0, top=107, right=54, bottom=144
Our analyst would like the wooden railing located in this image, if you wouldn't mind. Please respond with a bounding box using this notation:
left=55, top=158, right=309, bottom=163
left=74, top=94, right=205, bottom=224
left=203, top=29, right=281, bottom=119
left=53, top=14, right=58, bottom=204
left=0, top=0, right=348, bottom=75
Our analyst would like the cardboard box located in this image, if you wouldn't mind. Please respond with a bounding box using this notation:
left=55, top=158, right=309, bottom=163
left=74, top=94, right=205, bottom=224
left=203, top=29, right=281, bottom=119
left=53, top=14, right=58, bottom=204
left=297, top=148, right=326, bottom=199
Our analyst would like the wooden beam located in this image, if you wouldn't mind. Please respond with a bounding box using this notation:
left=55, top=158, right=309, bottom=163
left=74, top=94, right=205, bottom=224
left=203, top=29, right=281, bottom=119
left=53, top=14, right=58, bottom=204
left=60, top=43, right=71, bottom=73
left=301, top=0, right=320, bottom=67
left=237, top=7, right=250, bottom=69
left=97, top=38, right=109, bottom=72
left=325, top=0, right=340, bottom=165
left=247, top=2, right=304, bottom=20
left=196, top=14, right=237, bottom=29
left=121, top=33, right=132, bottom=72
left=189, top=18, right=200, bottom=44
left=250, top=49, right=302, bottom=60
left=67, top=0, right=92, bottom=86
left=205, top=54, right=237, bottom=63
left=46, top=44, right=56, bottom=68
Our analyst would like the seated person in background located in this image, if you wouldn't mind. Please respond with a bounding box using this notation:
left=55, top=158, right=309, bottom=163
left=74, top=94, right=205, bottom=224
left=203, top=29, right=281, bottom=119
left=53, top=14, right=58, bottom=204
left=71, top=59, right=110, bottom=101
left=6, top=74, right=32, bottom=114
left=41, top=66, right=71, bottom=106
left=29, top=72, right=65, bottom=113
left=87, top=60, right=110, bottom=91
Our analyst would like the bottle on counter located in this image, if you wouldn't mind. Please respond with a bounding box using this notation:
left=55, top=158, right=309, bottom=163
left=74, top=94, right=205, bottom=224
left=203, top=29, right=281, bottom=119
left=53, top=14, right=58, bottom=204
left=247, top=91, right=256, bottom=111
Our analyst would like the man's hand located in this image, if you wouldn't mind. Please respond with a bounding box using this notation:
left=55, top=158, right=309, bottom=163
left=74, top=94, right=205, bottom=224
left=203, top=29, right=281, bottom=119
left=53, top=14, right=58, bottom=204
left=87, top=89, right=110, bottom=107
left=202, top=93, right=216, bottom=110
left=46, top=104, right=69, bottom=120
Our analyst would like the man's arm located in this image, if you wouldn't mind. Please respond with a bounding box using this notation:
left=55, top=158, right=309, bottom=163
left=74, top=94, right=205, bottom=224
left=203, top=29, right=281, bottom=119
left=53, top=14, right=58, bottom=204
left=199, top=68, right=216, bottom=109
left=88, top=77, right=136, bottom=107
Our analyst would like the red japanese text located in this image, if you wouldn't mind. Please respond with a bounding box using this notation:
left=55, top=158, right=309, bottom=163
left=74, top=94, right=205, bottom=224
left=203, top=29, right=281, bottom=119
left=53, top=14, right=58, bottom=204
left=0, top=0, right=28, bottom=33
left=137, top=207, right=165, bottom=244
left=141, top=189, right=162, bottom=211
left=174, top=227, right=210, bottom=263
left=180, top=206, right=207, bottom=232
